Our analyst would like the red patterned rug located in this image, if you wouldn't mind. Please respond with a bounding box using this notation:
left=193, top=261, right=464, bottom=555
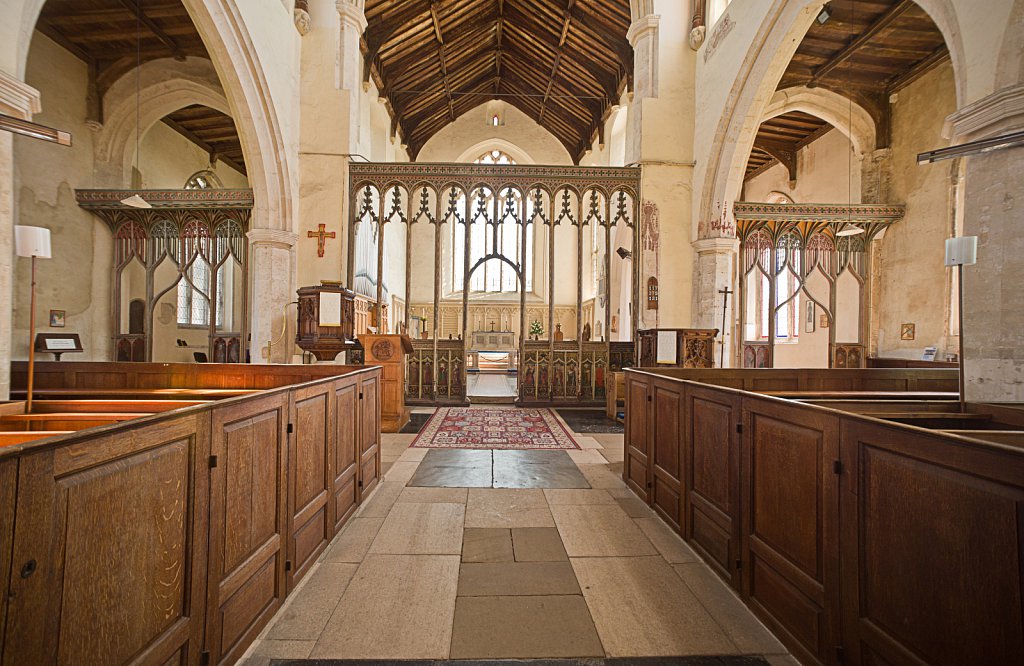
left=411, top=408, right=580, bottom=450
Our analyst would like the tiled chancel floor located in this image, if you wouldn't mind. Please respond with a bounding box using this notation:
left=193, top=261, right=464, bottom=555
left=242, top=410, right=795, bottom=666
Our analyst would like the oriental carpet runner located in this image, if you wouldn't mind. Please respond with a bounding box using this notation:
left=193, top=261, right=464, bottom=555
left=411, top=407, right=580, bottom=450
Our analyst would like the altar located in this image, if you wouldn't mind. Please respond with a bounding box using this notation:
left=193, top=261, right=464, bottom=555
left=468, top=330, right=518, bottom=372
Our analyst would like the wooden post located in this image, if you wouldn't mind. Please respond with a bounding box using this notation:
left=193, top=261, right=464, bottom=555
left=26, top=256, right=37, bottom=414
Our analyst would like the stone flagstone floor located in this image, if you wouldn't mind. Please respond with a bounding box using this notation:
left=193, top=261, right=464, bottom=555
left=240, top=409, right=798, bottom=665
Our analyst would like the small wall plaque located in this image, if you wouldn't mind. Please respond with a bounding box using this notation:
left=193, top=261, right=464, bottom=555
left=901, top=323, right=916, bottom=341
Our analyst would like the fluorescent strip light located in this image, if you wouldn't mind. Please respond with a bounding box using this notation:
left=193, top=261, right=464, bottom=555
left=917, top=130, right=1024, bottom=165
left=0, top=113, right=72, bottom=146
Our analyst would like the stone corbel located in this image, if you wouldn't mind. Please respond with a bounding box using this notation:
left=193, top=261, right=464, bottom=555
left=294, top=0, right=311, bottom=36
left=0, top=70, right=42, bottom=120
left=689, top=0, right=707, bottom=51
left=943, top=83, right=1024, bottom=141
left=337, top=0, right=368, bottom=33
left=247, top=228, right=299, bottom=251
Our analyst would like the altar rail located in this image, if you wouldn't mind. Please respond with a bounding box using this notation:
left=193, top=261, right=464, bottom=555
left=404, top=339, right=467, bottom=405
left=1, top=362, right=382, bottom=666
left=623, top=367, right=1022, bottom=665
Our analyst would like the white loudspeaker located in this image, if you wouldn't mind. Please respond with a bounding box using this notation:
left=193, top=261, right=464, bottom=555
left=945, top=236, right=977, bottom=267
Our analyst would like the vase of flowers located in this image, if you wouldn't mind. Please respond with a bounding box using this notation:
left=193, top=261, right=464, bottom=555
left=529, top=321, right=543, bottom=341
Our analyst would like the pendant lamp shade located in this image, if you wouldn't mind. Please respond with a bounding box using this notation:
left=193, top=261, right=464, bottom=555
left=120, top=193, right=152, bottom=209
left=14, top=225, right=52, bottom=259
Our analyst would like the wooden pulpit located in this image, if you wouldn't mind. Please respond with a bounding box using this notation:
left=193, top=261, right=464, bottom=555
left=637, top=328, right=719, bottom=368
left=359, top=333, right=413, bottom=432
left=295, top=284, right=358, bottom=360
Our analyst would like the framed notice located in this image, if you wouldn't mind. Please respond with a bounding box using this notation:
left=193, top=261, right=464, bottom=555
left=319, top=291, right=342, bottom=327
left=656, top=330, right=678, bottom=365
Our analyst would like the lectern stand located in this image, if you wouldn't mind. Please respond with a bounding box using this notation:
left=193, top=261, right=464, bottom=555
left=359, top=333, right=413, bottom=432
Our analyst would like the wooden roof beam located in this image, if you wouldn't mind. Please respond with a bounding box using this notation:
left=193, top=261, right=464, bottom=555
left=753, top=138, right=797, bottom=183
left=809, top=0, right=914, bottom=87
left=538, top=0, right=575, bottom=124
left=162, top=117, right=245, bottom=175
left=429, top=1, right=456, bottom=122
left=117, top=0, right=185, bottom=60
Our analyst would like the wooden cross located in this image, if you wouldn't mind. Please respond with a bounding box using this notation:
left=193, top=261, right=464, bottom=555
left=308, top=223, right=335, bottom=258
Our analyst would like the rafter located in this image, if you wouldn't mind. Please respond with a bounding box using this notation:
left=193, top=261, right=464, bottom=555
left=429, top=1, right=456, bottom=122
left=809, top=0, right=915, bottom=87
left=116, top=0, right=184, bottom=60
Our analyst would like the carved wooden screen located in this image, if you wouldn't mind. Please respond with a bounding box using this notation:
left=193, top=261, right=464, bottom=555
left=349, top=163, right=641, bottom=404
left=733, top=202, right=904, bottom=368
left=77, top=189, right=253, bottom=363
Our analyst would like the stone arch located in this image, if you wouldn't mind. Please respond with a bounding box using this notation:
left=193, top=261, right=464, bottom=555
left=763, top=86, right=876, bottom=157
left=182, top=0, right=296, bottom=234
left=455, top=138, right=536, bottom=165
left=10, top=0, right=295, bottom=234
left=630, top=0, right=655, bottom=22
left=697, top=0, right=967, bottom=235
left=996, top=0, right=1024, bottom=88
left=94, top=57, right=230, bottom=185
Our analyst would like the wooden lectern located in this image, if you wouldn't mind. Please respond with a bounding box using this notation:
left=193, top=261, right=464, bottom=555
left=359, top=333, right=413, bottom=432
left=295, top=284, right=358, bottom=360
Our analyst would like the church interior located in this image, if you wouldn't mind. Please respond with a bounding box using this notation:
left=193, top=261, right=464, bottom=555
left=0, top=0, right=1021, bottom=664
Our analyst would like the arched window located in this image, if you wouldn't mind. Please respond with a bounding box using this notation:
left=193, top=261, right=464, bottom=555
left=647, top=277, right=659, bottom=310
left=475, top=150, right=515, bottom=165
left=450, top=151, right=533, bottom=294
left=184, top=169, right=223, bottom=190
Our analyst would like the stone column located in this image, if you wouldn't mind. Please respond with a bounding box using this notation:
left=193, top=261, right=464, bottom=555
left=946, top=83, right=1024, bottom=402
left=692, top=237, right=738, bottom=366
left=247, top=229, right=298, bottom=363
left=0, top=72, right=42, bottom=399
left=625, top=14, right=659, bottom=164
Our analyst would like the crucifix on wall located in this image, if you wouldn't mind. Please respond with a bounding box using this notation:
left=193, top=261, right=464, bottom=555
left=308, top=223, right=335, bottom=258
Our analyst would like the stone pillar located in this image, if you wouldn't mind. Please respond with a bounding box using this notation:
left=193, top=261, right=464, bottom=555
left=946, top=83, right=1024, bottom=402
left=0, top=72, right=42, bottom=399
left=247, top=229, right=298, bottom=363
left=625, top=14, right=659, bottom=164
left=692, top=237, right=739, bottom=366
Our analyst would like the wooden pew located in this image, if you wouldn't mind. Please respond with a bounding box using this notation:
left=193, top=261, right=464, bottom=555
left=0, top=431, right=73, bottom=447
left=29, top=399, right=210, bottom=413
left=0, top=413, right=153, bottom=432
left=623, top=367, right=1024, bottom=665
left=10, top=387, right=259, bottom=400
left=0, top=363, right=383, bottom=666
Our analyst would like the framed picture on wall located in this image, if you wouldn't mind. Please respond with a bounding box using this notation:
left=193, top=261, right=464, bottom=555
left=901, top=323, right=916, bottom=340
left=49, top=309, right=65, bottom=328
left=805, top=301, right=815, bottom=333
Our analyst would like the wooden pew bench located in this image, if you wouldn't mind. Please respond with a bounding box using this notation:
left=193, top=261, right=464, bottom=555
left=0, top=431, right=74, bottom=447
left=29, top=399, right=210, bottom=414
left=0, top=412, right=153, bottom=432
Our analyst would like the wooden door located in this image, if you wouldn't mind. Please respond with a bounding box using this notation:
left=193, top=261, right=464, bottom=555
left=332, top=376, right=360, bottom=532
left=358, top=373, right=381, bottom=499
left=839, top=419, right=1024, bottom=665
left=740, top=396, right=840, bottom=666
left=206, top=392, right=288, bottom=666
left=685, top=384, right=742, bottom=588
left=623, top=373, right=651, bottom=501
left=3, top=416, right=210, bottom=666
left=287, top=382, right=333, bottom=591
left=650, top=378, right=684, bottom=531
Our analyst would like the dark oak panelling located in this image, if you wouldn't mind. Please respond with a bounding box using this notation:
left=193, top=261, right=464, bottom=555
left=624, top=368, right=1024, bottom=666
left=207, top=393, right=289, bottom=666
left=0, top=365, right=381, bottom=666
left=651, top=381, right=684, bottom=531
left=4, top=416, right=210, bottom=666
left=333, top=380, right=361, bottom=532
left=288, top=384, right=334, bottom=590
left=358, top=374, right=381, bottom=499
left=685, top=385, right=741, bottom=588
left=624, top=373, right=651, bottom=501
left=742, top=397, right=839, bottom=666
left=840, top=420, right=1024, bottom=665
